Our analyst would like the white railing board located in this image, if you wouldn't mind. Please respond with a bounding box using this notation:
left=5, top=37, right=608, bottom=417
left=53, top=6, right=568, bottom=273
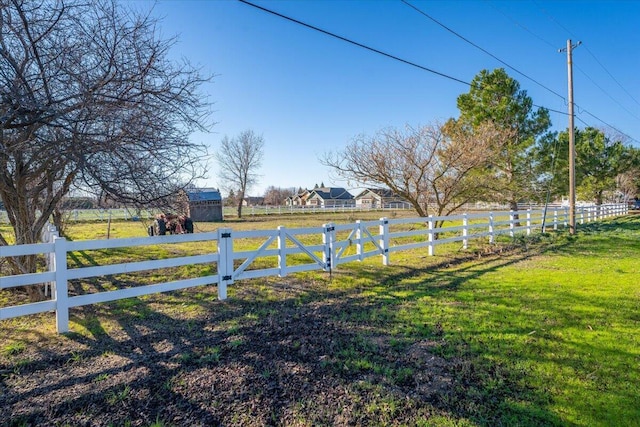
left=66, top=254, right=218, bottom=280
left=0, top=300, right=57, bottom=320
left=1, top=271, right=56, bottom=289
left=362, top=249, right=383, bottom=259
left=68, top=276, right=218, bottom=307
left=0, top=242, right=54, bottom=257
left=69, top=233, right=218, bottom=252
left=234, top=248, right=279, bottom=259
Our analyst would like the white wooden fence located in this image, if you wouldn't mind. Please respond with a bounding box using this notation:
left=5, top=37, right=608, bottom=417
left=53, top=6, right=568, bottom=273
left=0, top=204, right=627, bottom=333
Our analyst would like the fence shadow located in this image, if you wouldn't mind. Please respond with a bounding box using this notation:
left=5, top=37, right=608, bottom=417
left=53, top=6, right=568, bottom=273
left=2, top=245, right=570, bottom=426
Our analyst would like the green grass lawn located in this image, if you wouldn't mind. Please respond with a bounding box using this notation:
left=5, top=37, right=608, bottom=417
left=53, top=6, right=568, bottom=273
left=336, top=216, right=640, bottom=426
left=1, top=213, right=639, bottom=426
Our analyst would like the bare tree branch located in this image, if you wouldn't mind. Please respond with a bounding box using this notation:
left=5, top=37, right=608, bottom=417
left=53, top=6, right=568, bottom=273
left=0, top=0, right=213, bottom=300
left=215, top=130, right=264, bottom=218
left=321, top=121, right=511, bottom=222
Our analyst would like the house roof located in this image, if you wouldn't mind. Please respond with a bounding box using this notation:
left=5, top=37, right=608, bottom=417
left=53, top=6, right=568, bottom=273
left=309, top=187, right=353, bottom=200
left=186, top=188, right=222, bottom=202
left=354, top=188, right=398, bottom=199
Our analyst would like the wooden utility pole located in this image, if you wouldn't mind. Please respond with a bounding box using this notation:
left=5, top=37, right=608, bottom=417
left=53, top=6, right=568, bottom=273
left=562, top=39, right=580, bottom=235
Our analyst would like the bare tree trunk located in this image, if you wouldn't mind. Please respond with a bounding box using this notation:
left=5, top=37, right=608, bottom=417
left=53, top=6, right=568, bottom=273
left=510, top=200, right=521, bottom=227
left=237, top=191, right=244, bottom=218
left=12, top=218, right=47, bottom=301
left=52, top=207, right=67, bottom=238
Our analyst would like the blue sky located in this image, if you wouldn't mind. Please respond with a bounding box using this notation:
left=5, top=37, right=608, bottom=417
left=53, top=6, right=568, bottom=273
left=140, top=0, right=640, bottom=196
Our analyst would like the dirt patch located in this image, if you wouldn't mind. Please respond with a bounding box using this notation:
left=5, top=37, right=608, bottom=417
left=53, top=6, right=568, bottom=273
left=1, top=276, right=462, bottom=427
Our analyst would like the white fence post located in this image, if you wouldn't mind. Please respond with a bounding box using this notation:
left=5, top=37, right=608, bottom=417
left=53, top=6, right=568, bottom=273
left=428, top=218, right=434, bottom=256
left=278, top=226, right=287, bottom=277
left=379, top=217, right=389, bottom=266
left=553, top=208, right=558, bottom=230
left=579, top=207, right=584, bottom=224
left=563, top=207, right=568, bottom=228
left=42, top=223, right=60, bottom=297
left=53, top=236, right=69, bottom=333
left=217, top=228, right=233, bottom=300
left=462, top=213, right=468, bottom=249
left=489, top=212, right=494, bottom=244
left=356, top=220, right=364, bottom=262
left=323, top=223, right=335, bottom=272
left=526, top=210, right=531, bottom=235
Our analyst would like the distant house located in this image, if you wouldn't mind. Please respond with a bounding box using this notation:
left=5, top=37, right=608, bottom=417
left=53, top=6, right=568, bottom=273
left=242, top=196, right=265, bottom=207
left=185, top=188, right=223, bottom=222
left=306, top=187, right=354, bottom=208
left=354, top=188, right=411, bottom=209
left=285, top=189, right=311, bottom=206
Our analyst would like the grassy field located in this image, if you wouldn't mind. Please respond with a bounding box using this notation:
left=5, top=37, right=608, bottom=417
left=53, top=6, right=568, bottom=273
left=1, top=213, right=639, bottom=426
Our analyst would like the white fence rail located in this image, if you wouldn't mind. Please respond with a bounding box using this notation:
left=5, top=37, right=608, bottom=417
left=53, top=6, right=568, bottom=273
left=0, top=205, right=414, bottom=223
left=0, top=204, right=627, bottom=333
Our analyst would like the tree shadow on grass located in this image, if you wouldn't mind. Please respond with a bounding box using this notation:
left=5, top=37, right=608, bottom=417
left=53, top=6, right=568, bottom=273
left=1, top=245, right=572, bottom=426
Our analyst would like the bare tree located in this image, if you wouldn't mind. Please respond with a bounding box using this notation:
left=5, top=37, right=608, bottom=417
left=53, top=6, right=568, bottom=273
left=216, top=130, right=264, bottom=218
left=0, top=0, right=211, bottom=300
left=263, top=185, right=295, bottom=206
left=322, top=121, right=510, bottom=223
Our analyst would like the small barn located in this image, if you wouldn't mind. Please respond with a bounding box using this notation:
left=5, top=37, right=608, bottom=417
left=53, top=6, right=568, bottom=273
left=185, top=188, right=223, bottom=222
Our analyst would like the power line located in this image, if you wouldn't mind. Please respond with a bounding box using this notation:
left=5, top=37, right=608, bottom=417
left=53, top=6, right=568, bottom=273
left=578, top=110, right=638, bottom=144
left=407, top=0, right=638, bottom=144
left=401, top=0, right=566, bottom=101
left=491, top=1, right=640, bottom=122
left=582, top=45, right=640, bottom=108
left=238, top=0, right=637, bottom=143
left=534, top=0, right=640, bottom=108
left=487, top=1, right=558, bottom=50
left=239, top=0, right=565, bottom=116
left=575, top=66, right=640, bottom=122
left=238, top=0, right=470, bottom=87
